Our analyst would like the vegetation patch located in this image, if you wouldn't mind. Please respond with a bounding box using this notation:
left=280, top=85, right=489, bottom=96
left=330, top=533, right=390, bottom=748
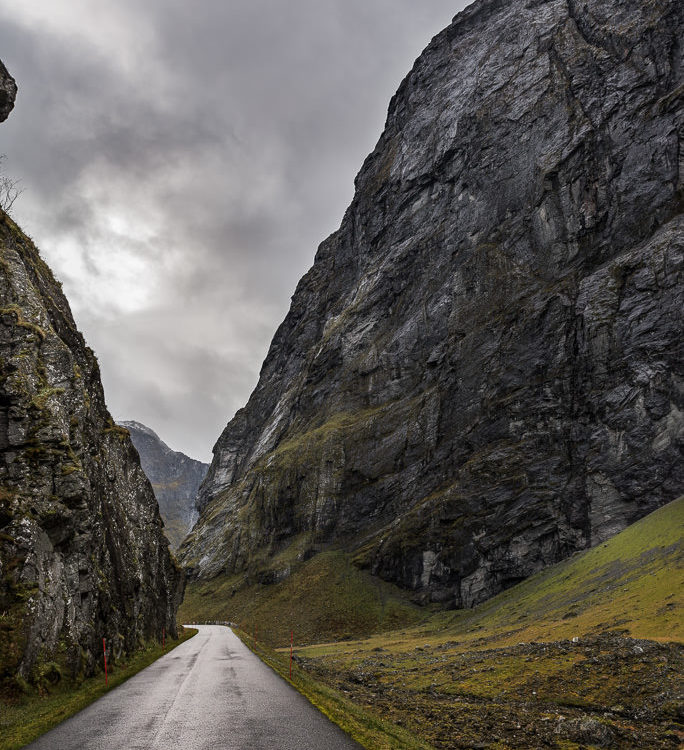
left=0, top=304, right=46, bottom=342
left=180, top=549, right=427, bottom=646
left=291, top=498, right=684, bottom=748
left=29, top=386, right=65, bottom=411
left=295, top=634, right=682, bottom=749
left=103, top=418, right=130, bottom=440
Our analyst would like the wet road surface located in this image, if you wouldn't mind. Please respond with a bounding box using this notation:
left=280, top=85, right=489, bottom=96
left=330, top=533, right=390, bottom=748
left=26, top=625, right=362, bottom=749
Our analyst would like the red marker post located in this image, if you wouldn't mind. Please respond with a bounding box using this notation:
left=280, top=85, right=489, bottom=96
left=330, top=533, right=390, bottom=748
left=289, top=630, right=293, bottom=679
left=162, top=627, right=166, bottom=651
left=102, top=638, right=108, bottom=686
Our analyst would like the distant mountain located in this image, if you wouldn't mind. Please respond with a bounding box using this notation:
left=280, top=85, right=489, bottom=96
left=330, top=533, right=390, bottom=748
left=121, top=421, right=208, bottom=550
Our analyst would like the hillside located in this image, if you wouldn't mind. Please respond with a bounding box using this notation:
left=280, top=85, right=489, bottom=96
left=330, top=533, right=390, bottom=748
left=182, top=495, right=683, bottom=645
left=224, top=497, right=683, bottom=749
left=121, top=421, right=207, bottom=550
left=180, top=0, right=683, bottom=611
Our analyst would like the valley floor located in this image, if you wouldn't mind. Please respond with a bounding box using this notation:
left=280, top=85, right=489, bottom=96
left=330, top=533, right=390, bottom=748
left=296, top=632, right=681, bottom=749
left=187, top=497, right=684, bottom=749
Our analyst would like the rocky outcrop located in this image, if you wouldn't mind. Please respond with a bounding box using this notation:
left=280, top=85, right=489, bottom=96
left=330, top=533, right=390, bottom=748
left=121, top=421, right=207, bottom=550
left=0, top=59, right=16, bottom=123
left=180, top=0, right=683, bottom=607
left=0, top=206, right=183, bottom=690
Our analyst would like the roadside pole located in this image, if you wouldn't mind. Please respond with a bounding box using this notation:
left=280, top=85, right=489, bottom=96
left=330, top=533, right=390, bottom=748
left=102, top=638, right=108, bottom=686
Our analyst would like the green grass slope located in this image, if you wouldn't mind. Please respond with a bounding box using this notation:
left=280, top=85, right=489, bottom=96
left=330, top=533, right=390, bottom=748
left=180, top=549, right=427, bottom=646
left=431, top=492, right=684, bottom=648
left=292, top=496, right=683, bottom=749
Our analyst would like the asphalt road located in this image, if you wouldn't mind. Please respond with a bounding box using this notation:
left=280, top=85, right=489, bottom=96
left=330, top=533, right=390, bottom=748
left=26, top=625, right=363, bottom=750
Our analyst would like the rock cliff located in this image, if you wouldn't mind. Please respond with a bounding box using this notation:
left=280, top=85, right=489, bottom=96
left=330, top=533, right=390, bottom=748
left=0, top=60, right=183, bottom=692
left=179, top=0, right=683, bottom=607
left=0, top=59, right=16, bottom=123
left=121, top=421, right=207, bottom=550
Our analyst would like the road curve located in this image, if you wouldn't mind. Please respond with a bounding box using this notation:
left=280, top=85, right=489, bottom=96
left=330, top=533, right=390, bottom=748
left=26, top=625, right=363, bottom=750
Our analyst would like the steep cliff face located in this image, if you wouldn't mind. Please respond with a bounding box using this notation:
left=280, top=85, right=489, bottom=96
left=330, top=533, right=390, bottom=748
left=121, top=421, right=207, bottom=550
left=0, top=69, right=183, bottom=688
left=180, top=0, right=683, bottom=607
left=0, top=213, right=184, bottom=690
left=0, top=59, right=16, bottom=123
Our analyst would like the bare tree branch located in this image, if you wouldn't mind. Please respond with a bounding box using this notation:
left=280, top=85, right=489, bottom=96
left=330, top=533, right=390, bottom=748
left=0, top=154, right=23, bottom=213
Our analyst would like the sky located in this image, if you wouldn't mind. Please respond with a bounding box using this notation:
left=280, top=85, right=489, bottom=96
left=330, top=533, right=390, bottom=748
left=0, top=0, right=466, bottom=461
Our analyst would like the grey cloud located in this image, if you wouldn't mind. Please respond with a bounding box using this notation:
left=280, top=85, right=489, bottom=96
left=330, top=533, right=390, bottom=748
left=0, top=0, right=465, bottom=460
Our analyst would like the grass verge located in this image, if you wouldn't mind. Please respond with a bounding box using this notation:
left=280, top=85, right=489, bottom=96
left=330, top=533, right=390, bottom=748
left=0, top=628, right=198, bottom=750
left=233, top=626, right=434, bottom=750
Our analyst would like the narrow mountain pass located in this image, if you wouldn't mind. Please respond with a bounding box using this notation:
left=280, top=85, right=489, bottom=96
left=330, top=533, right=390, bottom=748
left=26, top=625, right=362, bottom=750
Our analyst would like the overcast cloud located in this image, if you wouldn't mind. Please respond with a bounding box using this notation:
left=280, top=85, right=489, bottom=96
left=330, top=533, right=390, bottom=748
left=0, top=0, right=466, bottom=461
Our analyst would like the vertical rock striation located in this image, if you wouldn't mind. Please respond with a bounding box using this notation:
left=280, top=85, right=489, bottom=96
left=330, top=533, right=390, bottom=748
left=180, top=0, right=683, bottom=607
left=121, top=421, right=207, bottom=550
left=0, top=60, right=183, bottom=690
